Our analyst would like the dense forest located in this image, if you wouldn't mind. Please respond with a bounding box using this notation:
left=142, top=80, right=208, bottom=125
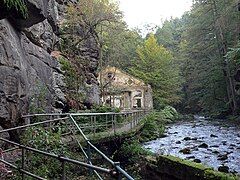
left=6, top=0, right=240, bottom=116
left=60, top=0, right=240, bottom=117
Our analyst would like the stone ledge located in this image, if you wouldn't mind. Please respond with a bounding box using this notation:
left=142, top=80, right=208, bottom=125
left=146, top=155, right=239, bottom=180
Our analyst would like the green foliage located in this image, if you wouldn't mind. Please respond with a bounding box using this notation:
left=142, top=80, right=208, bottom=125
left=156, top=0, right=240, bottom=116
left=29, top=82, right=48, bottom=117
left=139, top=107, right=179, bottom=142
left=226, top=42, right=240, bottom=62
left=4, top=0, right=28, bottom=18
left=139, top=112, right=165, bottom=142
left=91, top=105, right=120, bottom=113
left=19, top=126, right=69, bottom=179
left=159, top=106, right=179, bottom=121
left=155, top=18, right=184, bottom=54
left=101, top=23, right=143, bottom=71
left=119, top=140, right=151, bottom=163
left=91, top=105, right=123, bottom=124
left=22, top=127, right=66, bottom=153
left=115, top=140, right=152, bottom=179
left=130, top=34, right=182, bottom=109
left=59, top=56, right=86, bottom=104
left=150, top=0, right=240, bottom=116
left=225, top=42, right=240, bottom=74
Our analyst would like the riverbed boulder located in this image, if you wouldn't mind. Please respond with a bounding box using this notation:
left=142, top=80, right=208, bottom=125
left=222, top=140, right=227, bottom=145
left=183, top=137, right=192, bottom=141
left=186, top=156, right=195, bottom=160
left=218, top=165, right=229, bottom=173
left=179, top=148, right=191, bottom=154
left=212, top=150, right=220, bottom=154
left=193, top=159, right=201, bottom=163
left=210, top=134, right=218, bottom=138
left=198, top=143, right=208, bottom=148
left=176, top=141, right=181, bottom=144
left=217, top=154, right=228, bottom=161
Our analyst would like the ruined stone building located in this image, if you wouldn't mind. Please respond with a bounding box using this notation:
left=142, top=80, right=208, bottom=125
left=99, top=67, right=153, bottom=110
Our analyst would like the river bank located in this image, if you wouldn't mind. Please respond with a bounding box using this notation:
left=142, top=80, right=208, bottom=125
left=143, top=116, right=240, bottom=175
left=111, top=111, right=240, bottom=179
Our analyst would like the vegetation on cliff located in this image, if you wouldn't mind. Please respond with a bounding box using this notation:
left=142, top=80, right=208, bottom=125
left=3, top=0, right=27, bottom=18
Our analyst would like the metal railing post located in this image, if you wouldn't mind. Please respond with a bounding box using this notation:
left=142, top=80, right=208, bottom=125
left=61, top=160, right=66, bottom=180
left=87, top=142, right=93, bottom=175
left=106, top=115, right=108, bottom=129
left=112, top=114, right=114, bottom=130
left=114, top=114, right=116, bottom=134
left=94, top=116, right=96, bottom=136
left=90, top=116, right=93, bottom=134
left=130, top=113, right=133, bottom=129
left=118, top=173, right=122, bottom=180
left=114, top=162, right=122, bottom=180
left=21, top=148, right=25, bottom=180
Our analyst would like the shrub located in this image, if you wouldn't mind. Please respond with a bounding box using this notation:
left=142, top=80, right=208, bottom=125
left=159, top=106, right=179, bottom=122
left=139, top=112, right=165, bottom=142
left=19, top=127, right=69, bottom=179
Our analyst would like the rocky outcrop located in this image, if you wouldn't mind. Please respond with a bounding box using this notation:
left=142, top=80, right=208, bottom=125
left=0, top=0, right=100, bottom=133
left=0, top=0, right=66, bottom=131
left=56, top=0, right=100, bottom=107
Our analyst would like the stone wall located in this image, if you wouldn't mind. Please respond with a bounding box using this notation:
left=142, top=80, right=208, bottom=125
left=145, top=155, right=238, bottom=180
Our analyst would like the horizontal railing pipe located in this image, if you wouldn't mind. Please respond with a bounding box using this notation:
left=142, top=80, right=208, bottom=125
left=0, top=110, right=150, bottom=180
left=0, top=138, right=111, bottom=174
left=0, top=117, right=68, bottom=133
left=0, top=159, right=47, bottom=180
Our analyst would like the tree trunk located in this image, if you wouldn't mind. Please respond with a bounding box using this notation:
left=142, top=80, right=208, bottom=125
left=211, top=0, right=238, bottom=114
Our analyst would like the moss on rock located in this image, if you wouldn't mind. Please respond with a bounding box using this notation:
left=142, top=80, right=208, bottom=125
left=155, top=155, right=239, bottom=180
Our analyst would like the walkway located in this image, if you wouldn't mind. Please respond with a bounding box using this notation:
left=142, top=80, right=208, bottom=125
left=0, top=110, right=149, bottom=180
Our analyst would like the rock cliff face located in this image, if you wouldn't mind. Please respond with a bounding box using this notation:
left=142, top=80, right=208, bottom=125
left=0, top=0, right=65, bottom=130
left=0, top=0, right=100, bottom=131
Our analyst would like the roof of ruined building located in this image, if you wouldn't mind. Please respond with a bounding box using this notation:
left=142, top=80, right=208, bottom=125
left=99, top=66, right=150, bottom=90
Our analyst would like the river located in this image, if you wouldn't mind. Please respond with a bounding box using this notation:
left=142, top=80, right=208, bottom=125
left=143, top=116, right=240, bottom=174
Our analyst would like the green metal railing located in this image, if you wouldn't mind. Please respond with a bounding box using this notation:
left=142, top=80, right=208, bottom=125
left=0, top=110, right=148, bottom=179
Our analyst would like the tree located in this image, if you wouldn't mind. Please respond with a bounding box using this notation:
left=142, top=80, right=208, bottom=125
left=130, top=34, right=182, bottom=109
left=60, top=0, right=123, bottom=106
left=155, top=18, right=184, bottom=54
left=101, top=22, right=143, bottom=71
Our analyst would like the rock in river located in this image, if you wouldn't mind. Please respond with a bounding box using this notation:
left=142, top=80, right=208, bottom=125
left=183, top=137, right=192, bottom=141
left=179, top=148, right=191, bottom=154
left=186, top=156, right=195, bottom=160
left=210, top=134, right=218, bottom=138
left=212, top=150, right=219, bottom=154
left=217, top=154, right=228, bottom=161
left=222, top=141, right=227, bottom=145
left=218, top=165, right=229, bottom=173
left=193, top=159, right=201, bottom=163
left=198, top=143, right=208, bottom=148
left=176, top=141, right=181, bottom=144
